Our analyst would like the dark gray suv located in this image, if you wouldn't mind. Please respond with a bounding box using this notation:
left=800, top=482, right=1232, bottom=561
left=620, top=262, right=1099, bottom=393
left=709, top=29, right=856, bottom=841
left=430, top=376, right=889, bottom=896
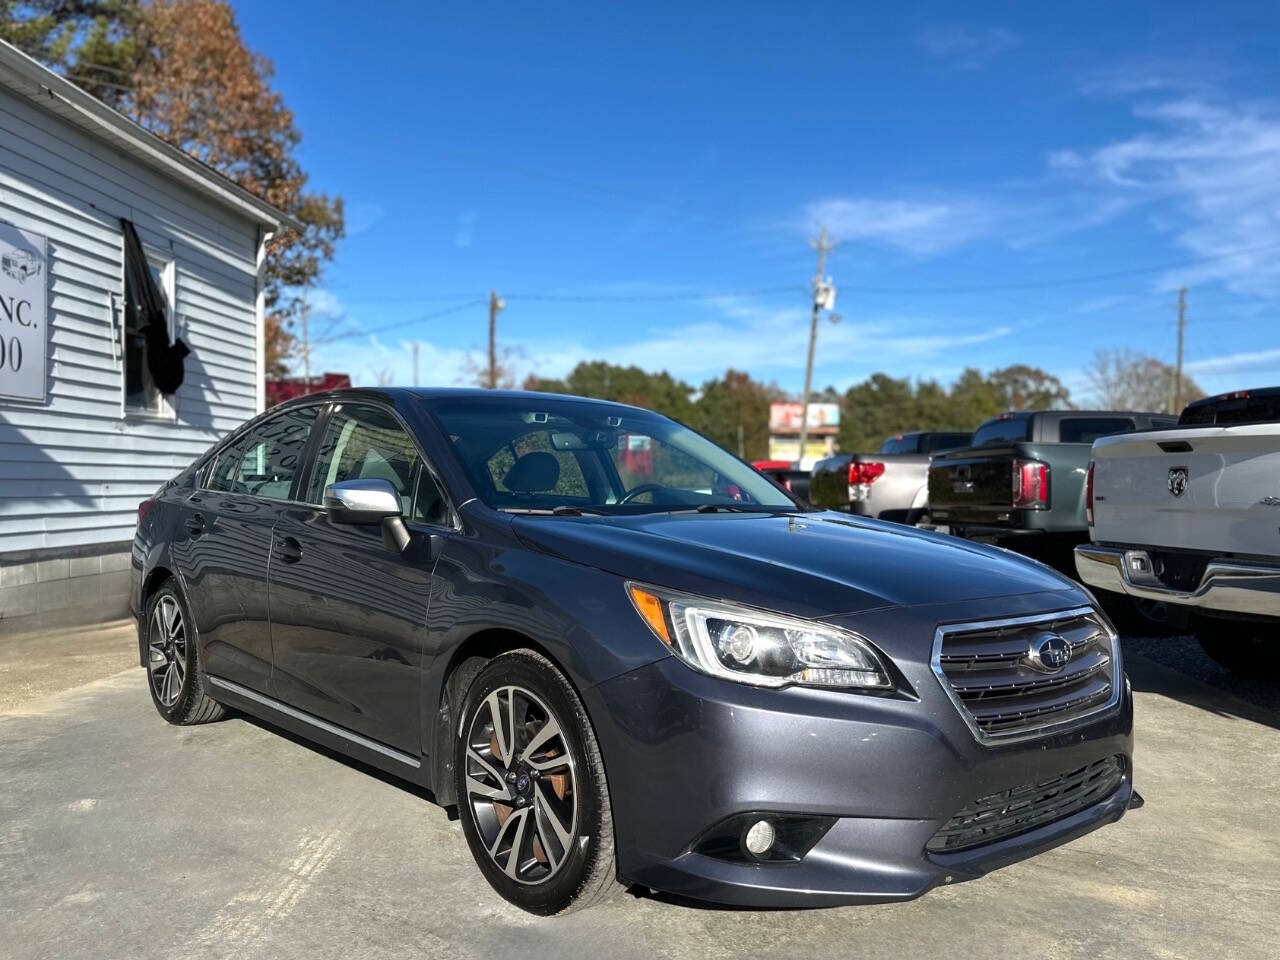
left=132, top=388, right=1136, bottom=915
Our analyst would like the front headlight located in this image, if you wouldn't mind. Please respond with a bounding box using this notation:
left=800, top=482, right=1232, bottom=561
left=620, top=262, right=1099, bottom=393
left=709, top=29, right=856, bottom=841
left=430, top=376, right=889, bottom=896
left=626, top=582, right=891, bottom=690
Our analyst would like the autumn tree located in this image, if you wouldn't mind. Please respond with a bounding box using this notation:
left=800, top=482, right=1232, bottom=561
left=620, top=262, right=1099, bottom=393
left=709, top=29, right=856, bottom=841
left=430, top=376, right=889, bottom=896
left=2, top=0, right=343, bottom=377
left=988, top=364, right=1072, bottom=411
left=1086, top=349, right=1204, bottom=413
left=687, top=369, right=785, bottom=459
left=838, top=373, right=921, bottom=453
left=528, top=361, right=697, bottom=423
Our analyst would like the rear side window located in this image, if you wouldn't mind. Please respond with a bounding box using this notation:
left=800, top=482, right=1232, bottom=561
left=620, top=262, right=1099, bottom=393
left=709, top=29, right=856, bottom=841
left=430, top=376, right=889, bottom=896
left=206, top=406, right=318, bottom=499
left=879, top=435, right=918, bottom=454
left=924, top=432, right=971, bottom=453
left=971, top=417, right=1030, bottom=447
left=1058, top=417, right=1135, bottom=444
left=1178, top=392, right=1280, bottom=426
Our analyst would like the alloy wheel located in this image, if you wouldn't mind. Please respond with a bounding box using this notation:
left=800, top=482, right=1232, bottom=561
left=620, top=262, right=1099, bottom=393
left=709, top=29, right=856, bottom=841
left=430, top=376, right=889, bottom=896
left=148, top=594, right=187, bottom=708
left=464, top=685, right=579, bottom=885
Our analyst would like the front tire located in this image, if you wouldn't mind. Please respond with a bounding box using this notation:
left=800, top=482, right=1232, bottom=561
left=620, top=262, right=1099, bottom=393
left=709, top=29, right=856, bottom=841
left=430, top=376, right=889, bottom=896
left=453, top=649, right=620, bottom=915
left=145, top=581, right=226, bottom=725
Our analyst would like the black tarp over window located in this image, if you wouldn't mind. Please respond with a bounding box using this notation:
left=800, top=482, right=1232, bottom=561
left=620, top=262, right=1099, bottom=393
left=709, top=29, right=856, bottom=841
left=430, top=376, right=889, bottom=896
left=121, top=219, right=189, bottom=396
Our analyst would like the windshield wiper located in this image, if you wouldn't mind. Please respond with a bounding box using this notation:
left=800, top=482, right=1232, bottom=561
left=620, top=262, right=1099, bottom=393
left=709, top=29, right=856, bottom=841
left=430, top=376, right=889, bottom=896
left=642, top=503, right=771, bottom=514
left=497, top=505, right=604, bottom=516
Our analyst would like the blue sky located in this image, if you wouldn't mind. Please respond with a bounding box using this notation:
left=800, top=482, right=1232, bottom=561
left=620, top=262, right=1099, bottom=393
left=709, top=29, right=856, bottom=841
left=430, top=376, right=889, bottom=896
left=233, top=1, right=1280, bottom=401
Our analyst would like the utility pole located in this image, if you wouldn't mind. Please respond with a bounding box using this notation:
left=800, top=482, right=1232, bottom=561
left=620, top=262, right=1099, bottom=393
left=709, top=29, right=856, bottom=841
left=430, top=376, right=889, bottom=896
left=488, top=290, right=505, bottom=389
left=299, top=288, right=311, bottom=387
left=411, top=340, right=420, bottom=387
left=798, top=226, right=836, bottom=463
left=1173, top=287, right=1187, bottom=412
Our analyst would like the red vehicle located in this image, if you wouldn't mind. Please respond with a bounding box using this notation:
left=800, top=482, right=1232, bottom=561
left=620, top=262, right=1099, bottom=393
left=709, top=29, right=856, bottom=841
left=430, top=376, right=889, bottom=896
left=752, top=459, right=810, bottom=503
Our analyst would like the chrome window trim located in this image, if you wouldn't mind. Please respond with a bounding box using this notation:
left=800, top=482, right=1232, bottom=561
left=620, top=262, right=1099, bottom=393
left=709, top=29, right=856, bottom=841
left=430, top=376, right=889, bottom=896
left=930, top=604, right=1123, bottom=746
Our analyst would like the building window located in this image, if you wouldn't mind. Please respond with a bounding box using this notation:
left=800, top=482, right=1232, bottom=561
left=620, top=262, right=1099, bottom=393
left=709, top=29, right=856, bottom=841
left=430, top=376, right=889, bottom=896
left=124, top=252, right=175, bottom=417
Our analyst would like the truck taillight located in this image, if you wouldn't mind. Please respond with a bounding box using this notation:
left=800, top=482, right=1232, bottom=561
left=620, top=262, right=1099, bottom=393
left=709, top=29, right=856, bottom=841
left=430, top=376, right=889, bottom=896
left=848, top=461, right=885, bottom=485
left=847, top=461, right=885, bottom=502
left=1085, top=460, right=1095, bottom=527
left=137, top=498, right=157, bottom=530
left=1012, top=459, right=1049, bottom=508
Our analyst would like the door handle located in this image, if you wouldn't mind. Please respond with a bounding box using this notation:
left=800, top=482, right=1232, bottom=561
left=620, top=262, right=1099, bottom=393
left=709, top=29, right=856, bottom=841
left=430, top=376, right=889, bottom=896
left=276, top=535, right=303, bottom=564
left=185, top=513, right=206, bottom=536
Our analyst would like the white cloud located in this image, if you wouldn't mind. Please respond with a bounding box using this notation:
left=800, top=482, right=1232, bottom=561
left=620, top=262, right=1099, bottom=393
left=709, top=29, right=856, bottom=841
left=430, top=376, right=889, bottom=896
left=344, top=202, right=385, bottom=236
left=1048, top=95, right=1280, bottom=296
left=804, top=197, right=997, bottom=257
left=916, top=25, right=1019, bottom=70
left=308, top=335, right=473, bottom=388
left=303, top=296, right=1015, bottom=393
left=1184, top=347, right=1280, bottom=378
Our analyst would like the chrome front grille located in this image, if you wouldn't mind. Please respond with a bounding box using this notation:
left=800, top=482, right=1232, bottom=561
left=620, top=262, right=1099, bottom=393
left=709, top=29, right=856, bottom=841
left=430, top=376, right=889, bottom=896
left=932, top=606, right=1121, bottom=743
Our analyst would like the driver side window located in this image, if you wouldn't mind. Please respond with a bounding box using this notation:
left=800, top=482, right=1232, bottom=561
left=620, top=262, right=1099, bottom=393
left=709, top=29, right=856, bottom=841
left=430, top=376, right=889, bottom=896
left=305, top=403, right=448, bottom=524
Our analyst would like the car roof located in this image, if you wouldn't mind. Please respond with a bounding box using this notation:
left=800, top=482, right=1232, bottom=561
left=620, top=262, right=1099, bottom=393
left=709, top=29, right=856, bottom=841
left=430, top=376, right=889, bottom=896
left=270, top=386, right=657, bottom=416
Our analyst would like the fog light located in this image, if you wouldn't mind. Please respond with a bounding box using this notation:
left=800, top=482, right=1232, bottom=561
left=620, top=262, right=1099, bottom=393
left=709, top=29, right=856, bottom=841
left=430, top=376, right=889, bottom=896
left=744, top=819, right=776, bottom=857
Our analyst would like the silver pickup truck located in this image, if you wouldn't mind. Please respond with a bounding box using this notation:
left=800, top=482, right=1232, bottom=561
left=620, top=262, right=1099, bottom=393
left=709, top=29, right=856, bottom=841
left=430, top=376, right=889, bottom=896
left=809, top=431, right=971, bottom=523
left=1075, top=387, right=1280, bottom=671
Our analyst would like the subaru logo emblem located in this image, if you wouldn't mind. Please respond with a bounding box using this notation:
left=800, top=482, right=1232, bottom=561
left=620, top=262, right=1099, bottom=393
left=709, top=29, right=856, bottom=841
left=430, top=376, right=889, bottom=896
left=1028, top=632, right=1072, bottom=673
left=1168, top=466, right=1189, bottom=498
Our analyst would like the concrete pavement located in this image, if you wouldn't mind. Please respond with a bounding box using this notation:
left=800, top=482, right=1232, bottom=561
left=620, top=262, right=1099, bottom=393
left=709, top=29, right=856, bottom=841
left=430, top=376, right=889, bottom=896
left=0, top=636, right=1277, bottom=960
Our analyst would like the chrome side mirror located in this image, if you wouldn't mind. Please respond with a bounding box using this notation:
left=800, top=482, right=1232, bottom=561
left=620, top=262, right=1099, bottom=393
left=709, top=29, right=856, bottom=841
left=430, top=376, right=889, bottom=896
left=324, top=478, right=402, bottom=525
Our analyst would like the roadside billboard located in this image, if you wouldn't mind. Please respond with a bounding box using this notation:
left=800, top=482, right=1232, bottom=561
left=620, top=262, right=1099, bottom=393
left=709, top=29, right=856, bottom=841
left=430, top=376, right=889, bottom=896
left=769, top=402, right=839, bottom=433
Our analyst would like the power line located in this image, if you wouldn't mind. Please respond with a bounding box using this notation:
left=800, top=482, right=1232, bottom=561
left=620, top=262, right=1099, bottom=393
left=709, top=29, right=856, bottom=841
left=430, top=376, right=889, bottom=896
left=835, top=241, right=1280, bottom=295
left=335, top=285, right=805, bottom=306
left=503, top=285, right=806, bottom=303
left=311, top=298, right=488, bottom=345
left=322, top=244, right=1278, bottom=308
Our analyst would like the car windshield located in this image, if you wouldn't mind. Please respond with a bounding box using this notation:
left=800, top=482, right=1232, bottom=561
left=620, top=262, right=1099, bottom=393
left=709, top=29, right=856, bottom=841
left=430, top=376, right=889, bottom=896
left=428, top=396, right=800, bottom=514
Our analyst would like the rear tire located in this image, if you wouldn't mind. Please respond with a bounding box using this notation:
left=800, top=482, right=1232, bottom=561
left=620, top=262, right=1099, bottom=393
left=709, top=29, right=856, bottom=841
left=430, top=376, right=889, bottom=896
left=453, top=649, right=621, bottom=915
left=1194, top=618, right=1280, bottom=674
left=144, top=581, right=226, bottom=725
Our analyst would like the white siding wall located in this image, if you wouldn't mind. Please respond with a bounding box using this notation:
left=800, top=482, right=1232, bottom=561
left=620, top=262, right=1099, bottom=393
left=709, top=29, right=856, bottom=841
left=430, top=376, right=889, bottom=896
left=0, top=86, right=262, bottom=555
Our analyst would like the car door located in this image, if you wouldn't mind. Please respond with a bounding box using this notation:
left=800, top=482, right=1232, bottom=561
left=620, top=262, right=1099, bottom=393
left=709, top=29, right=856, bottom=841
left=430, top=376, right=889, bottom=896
left=176, top=404, right=319, bottom=693
left=268, top=401, right=448, bottom=754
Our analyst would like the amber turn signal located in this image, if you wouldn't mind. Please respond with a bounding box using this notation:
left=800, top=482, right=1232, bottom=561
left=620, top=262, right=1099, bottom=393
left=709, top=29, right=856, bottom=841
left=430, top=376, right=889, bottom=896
left=627, top=584, right=672, bottom=646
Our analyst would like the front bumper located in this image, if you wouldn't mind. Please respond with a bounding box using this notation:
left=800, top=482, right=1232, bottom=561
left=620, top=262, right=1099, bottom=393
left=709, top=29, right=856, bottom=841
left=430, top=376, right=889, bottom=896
left=1076, top=544, right=1280, bottom=618
left=586, top=634, right=1133, bottom=908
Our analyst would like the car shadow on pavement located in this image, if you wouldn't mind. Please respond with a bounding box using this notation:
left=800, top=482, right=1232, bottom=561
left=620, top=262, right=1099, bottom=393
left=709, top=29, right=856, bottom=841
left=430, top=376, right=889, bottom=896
left=1124, top=643, right=1280, bottom=733
left=235, top=711, right=453, bottom=816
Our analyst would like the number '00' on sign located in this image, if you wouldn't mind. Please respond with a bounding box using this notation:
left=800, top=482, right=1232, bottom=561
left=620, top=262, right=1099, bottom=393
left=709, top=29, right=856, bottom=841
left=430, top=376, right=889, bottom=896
left=0, top=336, right=22, bottom=372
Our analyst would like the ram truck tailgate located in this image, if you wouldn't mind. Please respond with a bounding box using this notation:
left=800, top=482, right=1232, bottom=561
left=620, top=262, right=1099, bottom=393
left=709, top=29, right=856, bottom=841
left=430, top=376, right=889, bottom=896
left=1091, top=423, right=1280, bottom=556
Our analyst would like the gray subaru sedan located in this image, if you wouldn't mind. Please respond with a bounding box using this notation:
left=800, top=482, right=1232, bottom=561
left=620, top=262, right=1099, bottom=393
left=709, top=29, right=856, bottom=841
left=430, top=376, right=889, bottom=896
left=131, top=388, right=1136, bottom=915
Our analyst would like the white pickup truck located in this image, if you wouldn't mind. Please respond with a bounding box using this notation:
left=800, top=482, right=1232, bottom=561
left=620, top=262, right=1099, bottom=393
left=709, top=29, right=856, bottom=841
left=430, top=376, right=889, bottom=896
left=1075, top=387, right=1280, bottom=672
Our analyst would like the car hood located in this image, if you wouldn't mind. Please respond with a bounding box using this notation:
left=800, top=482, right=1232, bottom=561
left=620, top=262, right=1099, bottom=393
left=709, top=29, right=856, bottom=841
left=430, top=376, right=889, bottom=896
left=509, top=510, right=1079, bottom=619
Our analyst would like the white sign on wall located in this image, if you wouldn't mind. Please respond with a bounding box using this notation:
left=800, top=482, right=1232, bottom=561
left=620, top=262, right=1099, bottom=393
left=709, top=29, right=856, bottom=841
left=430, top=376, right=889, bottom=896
left=0, top=222, right=48, bottom=403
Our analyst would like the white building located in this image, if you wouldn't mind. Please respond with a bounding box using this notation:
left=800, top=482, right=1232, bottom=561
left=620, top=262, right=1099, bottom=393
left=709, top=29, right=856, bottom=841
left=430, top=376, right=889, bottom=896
left=0, top=40, right=296, bottom=635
